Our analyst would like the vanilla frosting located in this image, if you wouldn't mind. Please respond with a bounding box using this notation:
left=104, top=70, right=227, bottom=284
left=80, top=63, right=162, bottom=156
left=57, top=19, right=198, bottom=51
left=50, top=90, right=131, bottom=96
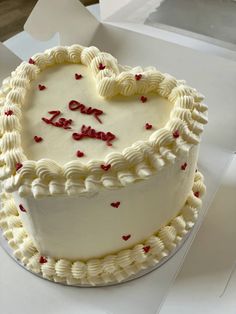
left=12, top=145, right=198, bottom=260
left=21, top=63, right=173, bottom=164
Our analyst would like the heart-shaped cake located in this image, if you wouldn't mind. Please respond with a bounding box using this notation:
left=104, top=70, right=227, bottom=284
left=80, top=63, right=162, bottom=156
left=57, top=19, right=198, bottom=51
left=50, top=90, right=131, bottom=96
left=0, top=45, right=207, bottom=286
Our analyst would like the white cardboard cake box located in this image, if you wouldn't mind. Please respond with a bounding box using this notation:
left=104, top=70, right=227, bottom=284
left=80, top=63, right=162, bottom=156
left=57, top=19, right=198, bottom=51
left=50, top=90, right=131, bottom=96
left=99, top=0, right=236, bottom=60
left=0, top=1, right=236, bottom=314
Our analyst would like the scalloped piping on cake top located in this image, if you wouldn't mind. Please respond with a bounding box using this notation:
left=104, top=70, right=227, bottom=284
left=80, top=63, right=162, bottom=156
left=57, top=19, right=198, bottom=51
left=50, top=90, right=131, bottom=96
left=0, top=45, right=208, bottom=198
left=0, top=171, right=205, bottom=286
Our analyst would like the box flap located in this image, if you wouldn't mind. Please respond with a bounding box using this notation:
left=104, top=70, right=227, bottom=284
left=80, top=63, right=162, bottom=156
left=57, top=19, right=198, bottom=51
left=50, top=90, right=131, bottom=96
left=100, top=0, right=133, bottom=20
left=24, top=0, right=100, bottom=46
left=100, top=0, right=160, bottom=23
left=0, top=43, right=21, bottom=81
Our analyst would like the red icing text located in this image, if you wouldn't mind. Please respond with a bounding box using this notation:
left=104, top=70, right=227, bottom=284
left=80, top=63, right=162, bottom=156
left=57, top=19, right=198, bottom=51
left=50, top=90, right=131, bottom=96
left=68, top=100, right=103, bottom=124
left=72, top=125, right=116, bottom=146
left=42, top=111, right=73, bottom=129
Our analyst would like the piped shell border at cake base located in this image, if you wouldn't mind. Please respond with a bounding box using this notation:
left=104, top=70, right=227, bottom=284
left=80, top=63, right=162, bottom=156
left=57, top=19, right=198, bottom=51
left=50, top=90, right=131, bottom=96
left=0, top=45, right=208, bottom=198
left=0, top=171, right=205, bottom=286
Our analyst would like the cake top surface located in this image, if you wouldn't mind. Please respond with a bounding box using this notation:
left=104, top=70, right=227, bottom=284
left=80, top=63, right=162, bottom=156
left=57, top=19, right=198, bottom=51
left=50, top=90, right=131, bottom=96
left=21, top=63, right=173, bottom=165
left=0, top=45, right=208, bottom=198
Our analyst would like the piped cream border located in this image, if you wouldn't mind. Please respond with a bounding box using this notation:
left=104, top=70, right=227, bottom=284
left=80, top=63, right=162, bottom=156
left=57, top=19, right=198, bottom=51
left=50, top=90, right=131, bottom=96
left=0, top=171, right=205, bottom=286
left=0, top=45, right=208, bottom=198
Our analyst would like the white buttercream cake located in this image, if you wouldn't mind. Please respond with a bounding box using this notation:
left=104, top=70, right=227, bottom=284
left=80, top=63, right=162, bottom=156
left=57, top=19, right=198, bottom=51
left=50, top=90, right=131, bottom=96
left=0, top=45, right=208, bottom=286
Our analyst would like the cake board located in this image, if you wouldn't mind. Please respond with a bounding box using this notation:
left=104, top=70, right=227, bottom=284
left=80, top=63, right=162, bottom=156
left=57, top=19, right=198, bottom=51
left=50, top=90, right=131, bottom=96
left=0, top=1, right=236, bottom=313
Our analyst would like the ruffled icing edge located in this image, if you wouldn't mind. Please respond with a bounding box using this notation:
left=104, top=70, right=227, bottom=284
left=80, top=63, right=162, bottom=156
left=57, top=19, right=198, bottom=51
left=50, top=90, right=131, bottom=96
left=0, top=45, right=208, bottom=198
left=0, top=171, right=205, bottom=286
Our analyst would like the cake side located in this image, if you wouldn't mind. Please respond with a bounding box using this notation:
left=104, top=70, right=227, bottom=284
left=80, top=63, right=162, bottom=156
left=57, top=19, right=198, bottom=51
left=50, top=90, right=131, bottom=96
left=0, top=170, right=205, bottom=286
left=0, top=45, right=208, bottom=198
left=12, top=145, right=199, bottom=260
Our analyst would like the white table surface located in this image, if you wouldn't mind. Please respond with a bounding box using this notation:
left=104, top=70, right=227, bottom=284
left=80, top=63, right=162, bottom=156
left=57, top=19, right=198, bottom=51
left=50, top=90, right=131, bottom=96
left=1, top=4, right=236, bottom=314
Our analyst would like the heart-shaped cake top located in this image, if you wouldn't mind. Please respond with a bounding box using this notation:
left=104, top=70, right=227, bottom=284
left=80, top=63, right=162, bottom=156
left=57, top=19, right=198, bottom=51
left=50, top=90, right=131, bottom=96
left=0, top=45, right=207, bottom=198
left=21, top=61, right=173, bottom=165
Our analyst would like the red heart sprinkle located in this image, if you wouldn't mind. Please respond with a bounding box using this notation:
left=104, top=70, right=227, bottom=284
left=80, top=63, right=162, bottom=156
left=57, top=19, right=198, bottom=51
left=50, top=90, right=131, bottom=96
left=38, top=84, right=46, bottom=91
left=16, top=163, right=23, bottom=171
left=28, top=58, right=35, bottom=64
left=143, top=245, right=151, bottom=253
left=19, top=204, right=27, bottom=212
left=140, top=96, right=147, bottom=103
left=145, top=123, right=153, bottom=130
left=39, top=256, right=47, bottom=264
left=194, top=191, right=200, bottom=198
left=34, top=136, right=43, bottom=143
left=76, top=150, right=84, bottom=158
left=111, top=201, right=120, bottom=208
left=181, top=162, right=187, bottom=170
left=75, top=73, right=83, bottom=80
left=135, top=74, right=142, bottom=81
left=173, top=130, right=180, bottom=138
left=98, top=63, right=106, bottom=70
left=5, top=110, right=13, bottom=116
left=122, top=234, right=131, bottom=241
left=101, top=164, right=111, bottom=171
